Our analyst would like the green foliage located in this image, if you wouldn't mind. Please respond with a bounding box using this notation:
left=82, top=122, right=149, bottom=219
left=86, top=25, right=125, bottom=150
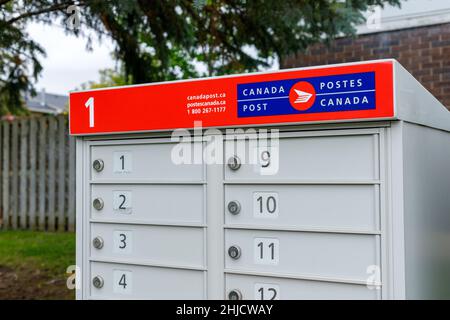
left=0, top=230, right=75, bottom=275
left=0, top=0, right=401, bottom=113
left=0, top=0, right=46, bottom=115
left=80, top=67, right=131, bottom=90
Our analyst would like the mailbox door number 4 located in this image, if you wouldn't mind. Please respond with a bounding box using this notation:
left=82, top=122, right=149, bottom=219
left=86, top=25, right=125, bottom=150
left=113, top=270, right=132, bottom=294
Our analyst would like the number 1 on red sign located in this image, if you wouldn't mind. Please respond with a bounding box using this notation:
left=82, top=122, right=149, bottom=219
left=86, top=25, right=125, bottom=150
left=85, top=97, right=94, bottom=127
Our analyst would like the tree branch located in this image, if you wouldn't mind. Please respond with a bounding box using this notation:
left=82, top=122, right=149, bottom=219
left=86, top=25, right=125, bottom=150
left=0, top=0, right=13, bottom=6
left=6, top=0, right=86, bottom=25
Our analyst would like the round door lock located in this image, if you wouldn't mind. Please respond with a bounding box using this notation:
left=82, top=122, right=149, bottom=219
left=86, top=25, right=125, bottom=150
left=92, top=198, right=104, bottom=211
left=228, top=201, right=241, bottom=215
left=228, top=289, right=243, bottom=300
left=93, top=159, right=104, bottom=172
left=228, top=245, right=241, bottom=260
left=227, top=156, right=241, bottom=171
left=92, top=276, right=104, bottom=289
left=92, top=236, right=104, bottom=249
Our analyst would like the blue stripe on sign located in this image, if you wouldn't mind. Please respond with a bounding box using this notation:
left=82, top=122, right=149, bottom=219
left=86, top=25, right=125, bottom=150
left=237, top=72, right=376, bottom=117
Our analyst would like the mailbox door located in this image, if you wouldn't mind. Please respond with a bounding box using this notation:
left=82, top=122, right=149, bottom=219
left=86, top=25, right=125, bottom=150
left=90, top=262, right=205, bottom=299
left=225, top=274, right=379, bottom=300
left=79, top=127, right=387, bottom=300
left=81, top=137, right=206, bottom=300
left=221, top=128, right=384, bottom=300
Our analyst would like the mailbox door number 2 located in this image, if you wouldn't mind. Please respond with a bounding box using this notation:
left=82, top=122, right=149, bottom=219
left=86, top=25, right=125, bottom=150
left=113, top=191, right=132, bottom=214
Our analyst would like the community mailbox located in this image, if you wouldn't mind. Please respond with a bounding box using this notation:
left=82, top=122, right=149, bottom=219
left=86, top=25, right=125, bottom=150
left=70, top=59, right=450, bottom=300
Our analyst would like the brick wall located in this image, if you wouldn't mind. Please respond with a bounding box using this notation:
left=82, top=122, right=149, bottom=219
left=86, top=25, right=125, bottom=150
left=282, top=23, right=450, bottom=109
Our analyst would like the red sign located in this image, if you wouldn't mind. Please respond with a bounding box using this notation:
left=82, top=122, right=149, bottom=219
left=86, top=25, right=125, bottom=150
left=69, top=60, right=394, bottom=135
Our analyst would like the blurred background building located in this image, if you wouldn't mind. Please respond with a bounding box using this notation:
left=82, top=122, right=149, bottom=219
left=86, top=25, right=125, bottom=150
left=24, top=89, right=67, bottom=115
left=283, top=0, right=450, bottom=109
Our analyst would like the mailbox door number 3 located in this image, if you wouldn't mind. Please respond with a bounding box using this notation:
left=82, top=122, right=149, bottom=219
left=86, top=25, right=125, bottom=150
left=113, top=230, right=132, bottom=254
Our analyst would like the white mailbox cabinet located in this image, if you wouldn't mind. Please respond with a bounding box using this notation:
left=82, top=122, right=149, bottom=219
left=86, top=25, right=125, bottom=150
left=71, top=60, right=450, bottom=299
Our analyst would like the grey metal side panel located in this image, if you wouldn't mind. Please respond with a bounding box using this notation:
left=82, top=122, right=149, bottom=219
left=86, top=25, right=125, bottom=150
left=76, top=138, right=85, bottom=300
left=386, top=122, right=406, bottom=299
left=394, top=62, right=450, bottom=132
left=402, top=122, right=450, bottom=299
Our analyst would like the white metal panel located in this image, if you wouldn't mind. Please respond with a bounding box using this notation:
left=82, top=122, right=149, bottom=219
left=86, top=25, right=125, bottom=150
left=225, top=274, right=379, bottom=300
left=225, top=229, right=380, bottom=282
left=90, top=262, right=205, bottom=299
left=90, top=142, right=204, bottom=181
left=225, top=184, right=380, bottom=231
left=91, top=184, right=204, bottom=224
left=91, top=224, right=205, bottom=268
left=402, top=122, right=450, bottom=299
left=224, top=134, right=379, bottom=181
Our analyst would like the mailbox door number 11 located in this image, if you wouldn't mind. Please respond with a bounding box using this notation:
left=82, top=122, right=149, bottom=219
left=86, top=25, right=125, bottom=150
left=254, top=238, right=279, bottom=265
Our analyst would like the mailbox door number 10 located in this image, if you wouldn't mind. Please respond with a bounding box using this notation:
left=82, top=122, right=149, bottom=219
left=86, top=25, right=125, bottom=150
left=253, top=192, right=279, bottom=218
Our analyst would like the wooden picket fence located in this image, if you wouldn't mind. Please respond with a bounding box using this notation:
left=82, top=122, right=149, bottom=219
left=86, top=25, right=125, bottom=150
left=0, top=115, right=75, bottom=232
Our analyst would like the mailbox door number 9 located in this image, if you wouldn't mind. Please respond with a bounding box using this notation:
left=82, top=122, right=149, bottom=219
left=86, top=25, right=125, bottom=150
left=113, top=270, right=132, bottom=294
left=113, top=151, right=132, bottom=173
left=113, top=191, right=132, bottom=214
left=256, top=147, right=279, bottom=175
left=254, top=238, right=279, bottom=265
left=113, top=230, right=132, bottom=254
left=253, top=192, right=279, bottom=218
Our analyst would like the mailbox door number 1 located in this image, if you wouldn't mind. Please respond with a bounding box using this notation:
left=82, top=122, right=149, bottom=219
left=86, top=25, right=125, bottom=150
left=114, top=152, right=132, bottom=173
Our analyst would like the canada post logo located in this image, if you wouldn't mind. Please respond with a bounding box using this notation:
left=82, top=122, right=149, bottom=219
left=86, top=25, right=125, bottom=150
left=289, top=81, right=316, bottom=111
left=237, top=72, right=376, bottom=117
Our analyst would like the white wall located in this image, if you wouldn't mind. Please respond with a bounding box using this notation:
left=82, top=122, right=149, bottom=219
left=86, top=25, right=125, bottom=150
left=357, top=0, right=450, bottom=34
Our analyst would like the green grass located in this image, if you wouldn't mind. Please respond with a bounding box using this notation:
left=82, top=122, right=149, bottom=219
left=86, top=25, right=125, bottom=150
left=0, top=230, right=75, bottom=275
